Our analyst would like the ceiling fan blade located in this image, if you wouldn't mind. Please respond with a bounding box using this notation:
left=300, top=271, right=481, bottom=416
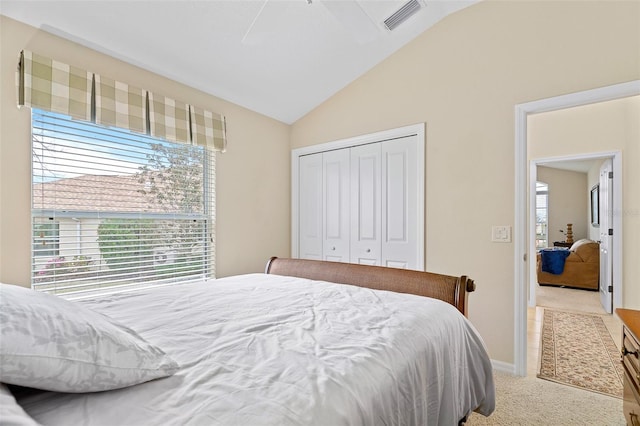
left=241, top=0, right=270, bottom=45
left=320, top=0, right=381, bottom=44
left=242, top=0, right=382, bottom=46
left=243, top=0, right=303, bottom=46
left=242, top=0, right=313, bottom=46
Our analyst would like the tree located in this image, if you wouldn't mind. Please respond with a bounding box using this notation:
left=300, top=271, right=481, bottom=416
left=134, top=142, right=208, bottom=276
left=97, top=219, right=156, bottom=274
left=137, top=142, right=205, bottom=214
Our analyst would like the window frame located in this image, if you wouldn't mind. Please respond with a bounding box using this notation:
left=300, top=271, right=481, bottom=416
left=535, top=182, right=549, bottom=249
left=31, top=109, right=216, bottom=297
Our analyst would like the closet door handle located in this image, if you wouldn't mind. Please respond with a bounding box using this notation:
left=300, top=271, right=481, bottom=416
left=366, top=249, right=371, bottom=253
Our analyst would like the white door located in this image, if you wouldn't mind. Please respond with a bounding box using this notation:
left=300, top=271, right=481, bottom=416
left=599, top=159, right=613, bottom=314
left=381, top=136, right=419, bottom=270
left=298, top=154, right=323, bottom=260
left=293, top=124, right=424, bottom=268
left=323, top=149, right=350, bottom=262
left=350, top=143, right=382, bottom=265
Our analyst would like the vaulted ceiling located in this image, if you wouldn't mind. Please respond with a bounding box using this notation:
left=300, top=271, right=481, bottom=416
left=1, top=0, right=478, bottom=124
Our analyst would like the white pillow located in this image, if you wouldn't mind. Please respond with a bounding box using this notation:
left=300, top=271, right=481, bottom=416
left=0, top=383, right=40, bottom=426
left=0, top=284, right=179, bottom=392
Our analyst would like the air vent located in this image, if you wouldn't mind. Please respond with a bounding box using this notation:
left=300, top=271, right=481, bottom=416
left=383, top=0, right=423, bottom=31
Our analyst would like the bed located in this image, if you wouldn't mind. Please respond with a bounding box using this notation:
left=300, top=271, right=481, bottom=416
left=1, top=257, right=495, bottom=425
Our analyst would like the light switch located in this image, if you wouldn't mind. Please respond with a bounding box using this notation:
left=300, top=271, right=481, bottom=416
left=492, top=225, right=512, bottom=243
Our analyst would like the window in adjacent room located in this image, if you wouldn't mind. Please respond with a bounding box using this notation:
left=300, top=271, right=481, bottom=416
left=535, top=182, right=549, bottom=249
left=32, top=109, right=215, bottom=297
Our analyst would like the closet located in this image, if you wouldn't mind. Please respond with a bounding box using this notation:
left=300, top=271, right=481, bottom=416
left=293, top=125, right=424, bottom=270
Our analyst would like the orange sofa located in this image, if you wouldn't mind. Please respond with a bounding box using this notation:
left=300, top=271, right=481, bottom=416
left=536, top=239, right=600, bottom=290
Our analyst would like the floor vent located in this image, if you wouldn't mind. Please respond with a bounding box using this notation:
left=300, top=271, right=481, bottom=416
left=383, top=0, right=423, bottom=31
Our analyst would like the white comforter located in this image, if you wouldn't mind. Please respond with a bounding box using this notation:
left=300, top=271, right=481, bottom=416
left=19, top=273, right=495, bottom=425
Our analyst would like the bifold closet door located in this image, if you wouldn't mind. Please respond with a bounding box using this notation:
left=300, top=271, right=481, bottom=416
left=350, top=143, right=382, bottom=265
left=297, top=133, right=421, bottom=269
left=298, top=153, right=323, bottom=260
left=381, top=135, right=419, bottom=269
left=322, top=149, right=350, bottom=262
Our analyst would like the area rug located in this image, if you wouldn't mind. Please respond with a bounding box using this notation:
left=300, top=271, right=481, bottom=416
left=537, top=309, right=624, bottom=398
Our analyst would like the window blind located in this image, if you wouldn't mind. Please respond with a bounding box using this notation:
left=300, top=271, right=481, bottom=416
left=32, top=109, right=215, bottom=297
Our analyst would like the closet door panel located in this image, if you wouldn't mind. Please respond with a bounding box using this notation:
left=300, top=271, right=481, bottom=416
left=323, top=149, right=350, bottom=262
left=294, top=125, right=423, bottom=268
left=382, top=136, right=418, bottom=269
left=298, top=154, right=323, bottom=260
left=350, top=143, right=381, bottom=265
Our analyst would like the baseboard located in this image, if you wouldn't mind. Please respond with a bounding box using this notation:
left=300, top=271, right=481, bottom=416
left=491, top=359, right=517, bottom=375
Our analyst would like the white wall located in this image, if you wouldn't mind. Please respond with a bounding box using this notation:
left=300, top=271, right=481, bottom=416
left=536, top=166, right=588, bottom=246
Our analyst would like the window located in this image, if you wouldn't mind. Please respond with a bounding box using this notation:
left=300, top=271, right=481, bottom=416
left=535, top=182, right=549, bottom=249
left=32, top=109, right=215, bottom=297
left=33, top=219, right=59, bottom=257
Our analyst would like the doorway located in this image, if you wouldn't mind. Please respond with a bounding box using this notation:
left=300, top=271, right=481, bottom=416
left=513, top=80, right=640, bottom=377
left=529, top=154, right=619, bottom=313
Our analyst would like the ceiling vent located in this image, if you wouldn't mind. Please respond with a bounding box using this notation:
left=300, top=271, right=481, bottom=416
left=383, top=0, right=423, bottom=31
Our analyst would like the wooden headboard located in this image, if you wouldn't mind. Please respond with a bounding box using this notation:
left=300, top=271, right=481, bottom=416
left=265, top=257, right=475, bottom=317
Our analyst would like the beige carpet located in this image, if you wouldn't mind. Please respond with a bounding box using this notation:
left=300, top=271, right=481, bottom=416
left=536, top=284, right=605, bottom=315
left=465, top=287, right=624, bottom=425
left=537, top=309, right=623, bottom=398
left=465, top=371, right=625, bottom=425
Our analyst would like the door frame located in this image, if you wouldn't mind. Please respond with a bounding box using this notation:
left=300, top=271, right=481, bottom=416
left=514, top=80, right=640, bottom=376
left=291, top=123, right=425, bottom=266
left=528, top=152, right=620, bottom=310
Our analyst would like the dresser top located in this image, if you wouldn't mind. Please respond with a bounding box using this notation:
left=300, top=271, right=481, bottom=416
left=617, top=308, right=640, bottom=339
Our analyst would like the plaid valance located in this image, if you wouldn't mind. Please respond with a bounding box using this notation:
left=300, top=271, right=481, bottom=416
left=95, top=75, right=147, bottom=134
left=17, top=50, right=92, bottom=121
left=190, top=105, right=227, bottom=152
left=148, top=93, right=190, bottom=144
left=17, top=50, right=227, bottom=152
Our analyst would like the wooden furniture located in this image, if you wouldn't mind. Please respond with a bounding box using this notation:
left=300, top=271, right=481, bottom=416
left=265, top=257, right=476, bottom=317
left=536, top=239, right=600, bottom=290
left=553, top=241, right=573, bottom=248
left=617, top=308, right=640, bottom=426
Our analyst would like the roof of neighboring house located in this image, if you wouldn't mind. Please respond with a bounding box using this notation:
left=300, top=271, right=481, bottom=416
left=32, top=173, right=201, bottom=214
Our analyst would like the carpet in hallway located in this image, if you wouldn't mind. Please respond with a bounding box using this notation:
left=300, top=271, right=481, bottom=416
left=537, top=309, right=623, bottom=398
